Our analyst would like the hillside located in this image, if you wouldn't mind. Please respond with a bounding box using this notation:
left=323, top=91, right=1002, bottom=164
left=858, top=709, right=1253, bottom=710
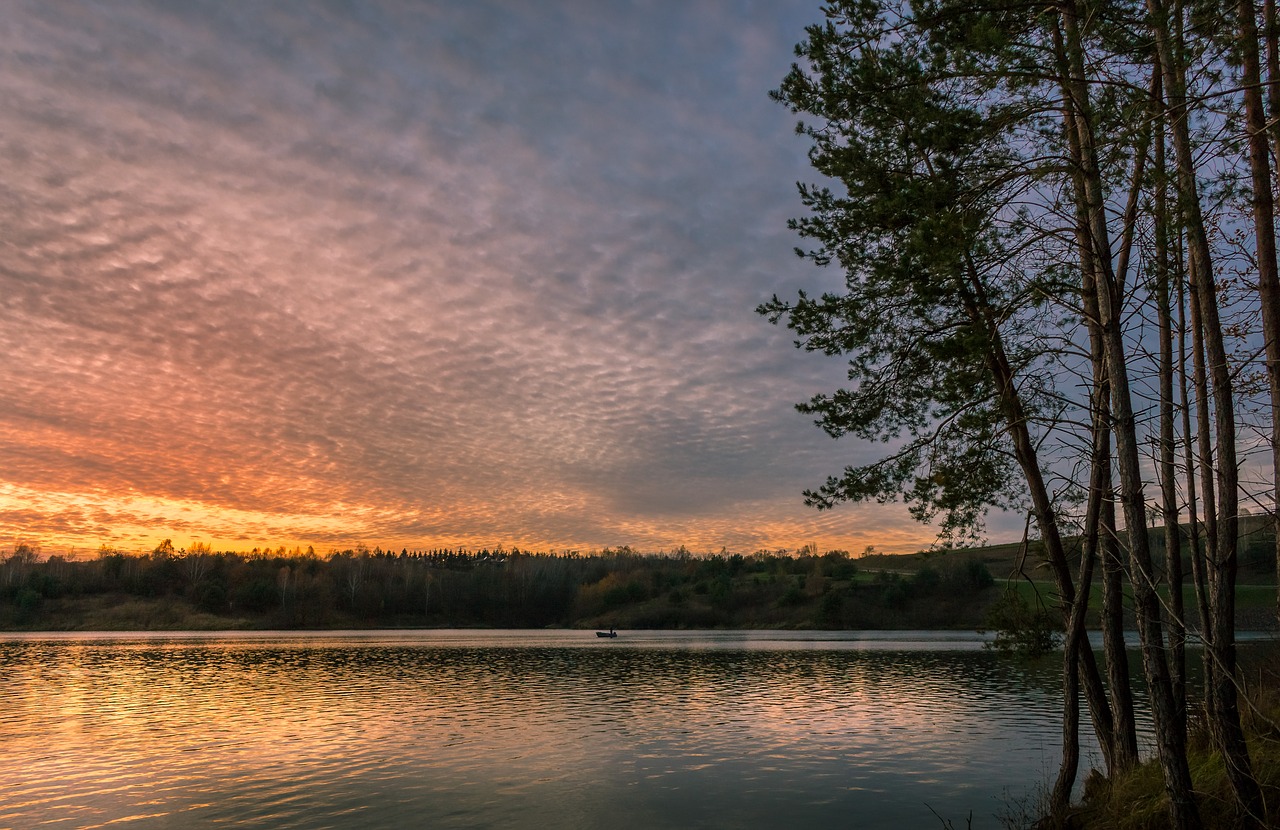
left=857, top=513, right=1278, bottom=630
left=859, top=511, right=1277, bottom=585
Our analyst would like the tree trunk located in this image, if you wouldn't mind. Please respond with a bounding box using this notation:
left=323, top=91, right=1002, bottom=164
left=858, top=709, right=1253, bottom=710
left=1176, top=232, right=1213, bottom=660
left=1153, top=76, right=1187, bottom=721
left=1063, top=4, right=1199, bottom=825
left=1188, top=251, right=1221, bottom=721
left=1101, top=498, right=1139, bottom=768
left=1264, top=0, right=1280, bottom=656
left=1087, top=382, right=1140, bottom=772
left=1153, top=0, right=1262, bottom=817
left=1265, top=0, right=1280, bottom=167
left=1080, top=373, right=1139, bottom=776
left=1240, top=0, right=1280, bottom=633
left=1082, top=177, right=1140, bottom=775
left=958, top=254, right=1116, bottom=774
left=1053, top=540, right=1097, bottom=818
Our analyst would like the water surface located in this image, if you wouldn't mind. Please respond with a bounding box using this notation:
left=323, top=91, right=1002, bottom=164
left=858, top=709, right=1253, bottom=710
left=1, top=630, right=1085, bottom=829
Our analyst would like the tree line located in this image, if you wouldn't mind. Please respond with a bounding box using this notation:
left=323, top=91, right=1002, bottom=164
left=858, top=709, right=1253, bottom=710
left=0, top=540, right=997, bottom=630
left=763, top=1, right=1280, bottom=826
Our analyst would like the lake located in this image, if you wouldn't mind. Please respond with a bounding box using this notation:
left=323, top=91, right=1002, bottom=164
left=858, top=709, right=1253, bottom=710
left=1, top=630, right=1111, bottom=829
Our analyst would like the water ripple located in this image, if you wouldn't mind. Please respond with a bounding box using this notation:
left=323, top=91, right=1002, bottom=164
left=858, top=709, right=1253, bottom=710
left=1, top=630, right=1126, bottom=829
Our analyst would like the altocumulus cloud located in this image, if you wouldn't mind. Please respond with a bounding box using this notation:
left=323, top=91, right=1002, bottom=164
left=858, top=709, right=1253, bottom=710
left=0, top=0, right=938, bottom=554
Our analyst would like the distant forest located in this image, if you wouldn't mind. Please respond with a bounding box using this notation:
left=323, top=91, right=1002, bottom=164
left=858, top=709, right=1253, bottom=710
left=0, top=542, right=998, bottom=630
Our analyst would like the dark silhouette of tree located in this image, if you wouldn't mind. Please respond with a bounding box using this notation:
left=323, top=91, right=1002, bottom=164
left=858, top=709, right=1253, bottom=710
left=762, top=1, right=1277, bottom=825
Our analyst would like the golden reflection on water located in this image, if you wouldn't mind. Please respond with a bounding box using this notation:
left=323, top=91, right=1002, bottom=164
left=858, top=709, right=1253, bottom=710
left=1, top=631, right=1075, bottom=830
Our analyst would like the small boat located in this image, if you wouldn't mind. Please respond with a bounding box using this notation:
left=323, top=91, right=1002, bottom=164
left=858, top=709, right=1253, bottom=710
left=596, top=628, right=617, bottom=638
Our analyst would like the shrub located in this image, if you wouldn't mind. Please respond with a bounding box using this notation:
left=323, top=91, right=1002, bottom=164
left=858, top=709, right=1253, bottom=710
left=195, top=581, right=228, bottom=613
left=602, top=580, right=647, bottom=609
left=944, top=560, right=994, bottom=593
left=777, top=585, right=805, bottom=607
left=983, top=589, right=1061, bottom=658
left=909, top=566, right=942, bottom=595
left=820, top=590, right=844, bottom=620
left=14, top=587, right=41, bottom=623
left=232, top=578, right=277, bottom=613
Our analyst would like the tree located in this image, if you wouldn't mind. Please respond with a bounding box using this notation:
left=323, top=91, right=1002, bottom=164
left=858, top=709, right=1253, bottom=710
left=764, top=1, right=1276, bottom=824
left=2, top=543, right=40, bottom=588
left=1146, top=0, right=1262, bottom=819
left=761, top=2, right=1123, bottom=809
left=182, top=541, right=212, bottom=587
left=1238, top=0, right=1280, bottom=631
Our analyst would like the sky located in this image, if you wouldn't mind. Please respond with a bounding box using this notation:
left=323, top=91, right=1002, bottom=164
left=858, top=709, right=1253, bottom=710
left=0, top=0, right=951, bottom=557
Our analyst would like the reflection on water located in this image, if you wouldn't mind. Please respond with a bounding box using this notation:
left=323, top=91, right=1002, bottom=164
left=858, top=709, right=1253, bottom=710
left=2, top=631, right=1083, bottom=829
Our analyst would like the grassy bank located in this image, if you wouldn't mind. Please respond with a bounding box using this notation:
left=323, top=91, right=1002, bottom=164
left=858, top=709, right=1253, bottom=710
left=1055, top=643, right=1280, bottom=829
left=16, top=593, right=261, bottom=631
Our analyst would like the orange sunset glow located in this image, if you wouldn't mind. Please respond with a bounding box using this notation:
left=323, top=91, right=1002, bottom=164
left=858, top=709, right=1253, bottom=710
left=0, top=1, right=951, bottom=558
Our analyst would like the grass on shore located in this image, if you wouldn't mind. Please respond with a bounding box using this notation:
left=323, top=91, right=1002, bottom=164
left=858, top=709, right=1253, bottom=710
left=1055, top=643, right=1280, bottom=829
left=24, top=593, right=258, bottom=631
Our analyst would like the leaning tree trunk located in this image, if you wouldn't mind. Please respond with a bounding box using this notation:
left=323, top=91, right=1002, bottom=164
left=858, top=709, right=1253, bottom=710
left=958, top=255, right=1116, bottom=780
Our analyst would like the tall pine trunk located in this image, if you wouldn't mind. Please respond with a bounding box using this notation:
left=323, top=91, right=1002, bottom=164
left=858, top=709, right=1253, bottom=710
left=1176, top=233, right=1213, bottom=667
left=1189, top=251, right=1223, bottom=725
left=1153, top=71, right=1187, bottom=722
left=1054, top=18, right=1142, bottom=779
left=1078, top=159, right=1140, bottom=776
left=1239, top=0, right=1280, bottom=632
left=1061, top=4, right=1198, bottom=825
left=1149, top=0, right=1263, bottom=821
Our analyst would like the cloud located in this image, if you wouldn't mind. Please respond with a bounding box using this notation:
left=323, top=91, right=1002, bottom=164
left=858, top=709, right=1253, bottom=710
left=0, top=0, right=940, bottom=556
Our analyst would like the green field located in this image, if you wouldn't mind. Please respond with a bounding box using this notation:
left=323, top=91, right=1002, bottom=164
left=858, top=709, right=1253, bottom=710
left=856, top=515, right=1277, bottom=630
